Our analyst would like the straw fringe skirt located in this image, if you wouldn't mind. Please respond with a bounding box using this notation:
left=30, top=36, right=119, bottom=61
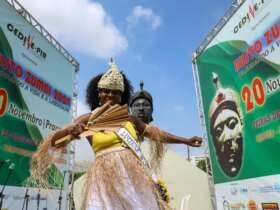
left=82, top=147, right=169, bottom=210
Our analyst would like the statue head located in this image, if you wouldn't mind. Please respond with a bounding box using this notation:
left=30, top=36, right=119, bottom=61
left=209, top=73, right=243, bottom=177
left=130, top=81, right=153, bottom=123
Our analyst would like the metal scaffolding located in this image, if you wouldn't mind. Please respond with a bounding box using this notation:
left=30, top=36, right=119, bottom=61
left=192, top=0, right=244, bottom=61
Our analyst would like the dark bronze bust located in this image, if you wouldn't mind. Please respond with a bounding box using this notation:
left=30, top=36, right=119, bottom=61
left=130, top=81, right=153, bottom=123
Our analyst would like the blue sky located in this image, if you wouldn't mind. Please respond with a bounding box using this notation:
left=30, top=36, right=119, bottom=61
left=20, top=0, right=233, bottom=161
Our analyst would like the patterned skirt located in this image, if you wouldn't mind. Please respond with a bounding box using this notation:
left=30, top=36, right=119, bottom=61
left=81, top=147, right=169, bottom=210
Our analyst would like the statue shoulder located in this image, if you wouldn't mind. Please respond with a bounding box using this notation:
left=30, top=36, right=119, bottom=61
left=128, top=115, right=146, bottom=135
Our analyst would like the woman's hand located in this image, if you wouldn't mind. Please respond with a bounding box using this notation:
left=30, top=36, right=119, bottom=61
left=51, top=113, right=90, bottom=148
left=66, top=113, right=90, bottom=139
left=66, top=122, right=86, bottom=139
left=187, top=136, right=203, bottom=147
left=51, top=122, right=86, bottom=148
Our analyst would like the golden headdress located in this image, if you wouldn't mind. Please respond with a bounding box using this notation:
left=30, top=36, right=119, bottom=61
left=97, top=59, right=124, bottom=92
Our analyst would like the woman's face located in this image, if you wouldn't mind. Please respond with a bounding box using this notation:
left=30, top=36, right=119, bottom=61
left=98, top=88, right=122, bottom=106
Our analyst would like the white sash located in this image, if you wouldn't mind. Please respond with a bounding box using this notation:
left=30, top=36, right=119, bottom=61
left=116, top=127, right=157, bottom=181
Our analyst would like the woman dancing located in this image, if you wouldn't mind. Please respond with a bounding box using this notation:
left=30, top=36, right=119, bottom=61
left=31, top=61, right=202, bottom=210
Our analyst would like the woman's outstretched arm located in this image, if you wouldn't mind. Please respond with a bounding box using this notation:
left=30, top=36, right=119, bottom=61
left=129, top=115, right=202, bottom=147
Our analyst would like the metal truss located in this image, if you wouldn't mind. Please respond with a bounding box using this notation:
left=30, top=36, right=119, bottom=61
left=192, top=0, right=245, bottom=61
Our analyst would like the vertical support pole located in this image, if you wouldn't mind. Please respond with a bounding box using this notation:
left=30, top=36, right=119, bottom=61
left=192, top=55, right=216, bottom=210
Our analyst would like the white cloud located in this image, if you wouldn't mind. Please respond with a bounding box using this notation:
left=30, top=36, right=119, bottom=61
left=127, top=5, right=161, bottom=30
left=20, top=0, right=128, bottom=58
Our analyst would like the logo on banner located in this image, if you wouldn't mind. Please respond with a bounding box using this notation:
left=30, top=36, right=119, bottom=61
left=259, top=185, right=274, bottom=193
left=233, top=0, right=272, bottom=33
left=248, top=200, right=258, bottom=210
left=240, top=187, right=248, bottom=193
left=274, top=183, right=280, bottom=192
left=230, top=187, right=238, bottom=195
left=223, top=200, right=247, bottom=210
left=261, top=203, right=279, bottom=210
left=231, top=202, right=246, bottom=210
left=6, top=23, right=47, bottom=60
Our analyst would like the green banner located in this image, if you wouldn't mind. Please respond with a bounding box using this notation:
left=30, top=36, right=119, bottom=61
left=195, top=0, right=280, bottom=207
left=0, top=0, right=75, bottom=188
left=197, top=40, right=280, bottom=183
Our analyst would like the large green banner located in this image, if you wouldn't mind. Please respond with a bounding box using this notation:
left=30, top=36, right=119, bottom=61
left=195, top=0, right=280, bottom=208
left=0, top=0, right=75, bottom=192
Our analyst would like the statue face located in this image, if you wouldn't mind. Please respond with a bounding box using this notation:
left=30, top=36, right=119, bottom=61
left=131, top=98, right=153, bottom=123
left=212, top=109, right=243, bottom=177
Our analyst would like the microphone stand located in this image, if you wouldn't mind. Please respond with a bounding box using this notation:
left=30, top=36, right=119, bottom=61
left=36, top=189, right=41, bottom=210
left=68, top=191, right=75, bottom=210
left=22, top=188, right=29, bottom=210
left=58, top=171, right=66, bottom=210
left=0, top=165, right=14, bottom=209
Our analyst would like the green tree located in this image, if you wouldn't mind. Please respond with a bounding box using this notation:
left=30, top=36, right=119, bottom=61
left=196, top=157, right=212, bottom=175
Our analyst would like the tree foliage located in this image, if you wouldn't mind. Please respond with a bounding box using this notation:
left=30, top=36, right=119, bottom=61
left=196, top=157, right=212, bottom=175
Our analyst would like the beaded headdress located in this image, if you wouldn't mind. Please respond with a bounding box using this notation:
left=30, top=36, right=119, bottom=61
left=97, top=59, right=124, bottom=92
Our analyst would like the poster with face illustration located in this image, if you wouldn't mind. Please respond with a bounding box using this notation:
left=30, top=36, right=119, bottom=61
left=193, top=0, right=280, bottom=208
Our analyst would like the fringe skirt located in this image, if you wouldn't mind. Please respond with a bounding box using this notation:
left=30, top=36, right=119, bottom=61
left=82, top=147, right=169, bottom=210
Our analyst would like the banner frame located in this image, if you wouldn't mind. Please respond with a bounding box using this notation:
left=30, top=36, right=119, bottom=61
left=1, top=0, right=80, bottom=209
left=192, top=0, right=280, bottom=207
